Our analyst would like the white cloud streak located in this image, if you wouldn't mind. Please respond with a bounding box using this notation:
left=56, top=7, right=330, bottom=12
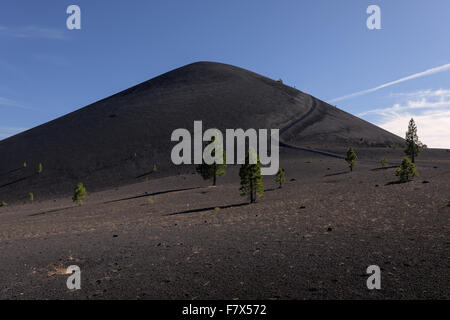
left=330, top=63, right=450, bottom=103
left=0, top=126, right=28, bottom=140
left=361, top=89, right=450, bottom=148
left=0, top=25, right=66, bottom=40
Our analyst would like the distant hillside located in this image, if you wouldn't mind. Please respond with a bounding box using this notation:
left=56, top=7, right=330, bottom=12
left=0, top=61, right=403, bottom=203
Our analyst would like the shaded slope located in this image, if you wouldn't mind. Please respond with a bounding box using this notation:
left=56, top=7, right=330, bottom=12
left=0, top=61, right=403, bottom=203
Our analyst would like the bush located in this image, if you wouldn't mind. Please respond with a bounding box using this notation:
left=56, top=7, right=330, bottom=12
left=29, top=192, right=34, bottom=201
left=396, top=157, right=418, bottom=182
left=72, top=183, right=87, bottom=204
left=345, top=147, right=357, bottom=171
left=380, top=157, right=388, bottom=167
left=275, top=168, right=286, bottom=188
left=0, top=201, right=6, bottom=207
left=38, top=163, right=43, bottom=174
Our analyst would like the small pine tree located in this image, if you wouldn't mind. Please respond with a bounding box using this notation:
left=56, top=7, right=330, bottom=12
left=239, top=153, right=264, bottom=203
left=0, top=201, right=6, bottom=207
left=380, top=157, right=388, bottom=167
left=275, top=168, right=286, bottom=188
left=196, top=135, right=226, bottom=186
left=396, top=157, right=418, bottom=182
left=345, top=147, right=357, bottom=172
left=23, top=161, right=27, bottom=168
left=404, top=118, right=423, bottom=163
left=153, top=164, right=157, bottom=172
left=72, top=183, right=87, bottom=204
left=29, top=192, right=34, bottom=202
left=38, top=163, right=43, bottom=174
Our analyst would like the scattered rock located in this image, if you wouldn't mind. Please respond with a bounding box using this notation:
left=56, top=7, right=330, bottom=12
left=299, top=206, right=306, bottom=209
left=327, top=227, right=332, bottom=232
left=375, top=184, right=379, bottom=187
left=113, top=235, right=118, bottom=238
left=433, top=166, right=438, bottom=169
left=422, top=180, right=430, bottom=184
left=290, top=178, right=296, bottom=182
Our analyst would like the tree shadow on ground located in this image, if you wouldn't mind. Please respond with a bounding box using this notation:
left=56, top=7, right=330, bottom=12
left=323, top=171, right=349, bottom=177
left=0, top=175, right=33, bottom=189
left=0, top=167, right=23, bottom=178
left=103, top=186, right=201, bottom=204
left=385, top=180, right=410, bottom=186
left=371, top=165, right=398, bottom=171
left=135, top=171, right=155, bottom=179
left=28, top=206, right=75, bottom=217
left=166, top=202, right=250, bottom=216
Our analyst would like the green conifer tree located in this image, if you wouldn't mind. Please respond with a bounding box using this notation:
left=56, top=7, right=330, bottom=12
left=404, top=118, right=423, bottom=163
left=345, top=147, right=357, bottom=172
left=239, top=152, right=264, bottom=203
left=196, top=133, right=226, bottom=186
left=72, top=183, right=87, bottom=204
left=275, top=168, right=286, bottom=188
left=396, top=157, right=418, bottom=182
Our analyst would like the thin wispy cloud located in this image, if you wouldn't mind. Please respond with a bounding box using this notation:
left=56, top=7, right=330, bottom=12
left=0, top=126, right=28, bottom=140
left=0, top=25, right=66, bottom=40
left=361, top=89, right=450, bottom=148
left=0, top=96, right=34, bottom=111
left=330, top=64, right=450, bottom=103
left=359, top=89, right=450, bottom=117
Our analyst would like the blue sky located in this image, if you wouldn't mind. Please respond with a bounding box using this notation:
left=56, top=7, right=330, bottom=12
left=1, top=0, right=450, bottom=147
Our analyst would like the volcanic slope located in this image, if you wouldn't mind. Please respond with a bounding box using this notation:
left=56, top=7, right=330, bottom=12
left=0, top=62, right=403, bottom=202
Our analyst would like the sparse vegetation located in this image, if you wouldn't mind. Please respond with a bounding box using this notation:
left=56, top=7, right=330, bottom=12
left=345, top=147, right=357, bottom=172
left=239, top=153, right=264, bottom=203
left=38, top=163, right=43, bottom=174
left=380, top=157, right=388, bottom=167
left=196, top=136, right=227, bottom=186
left=396, top=157, right=418, bottom=182
left=29, top=192, right=34, bottom=202
left=275, top=168, right=286, bottom=188
left=72, top=183, right=87, bottom=204
left=404, top=118, right=423, bottom=163
left=277, top=78, right=283, bottom=84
